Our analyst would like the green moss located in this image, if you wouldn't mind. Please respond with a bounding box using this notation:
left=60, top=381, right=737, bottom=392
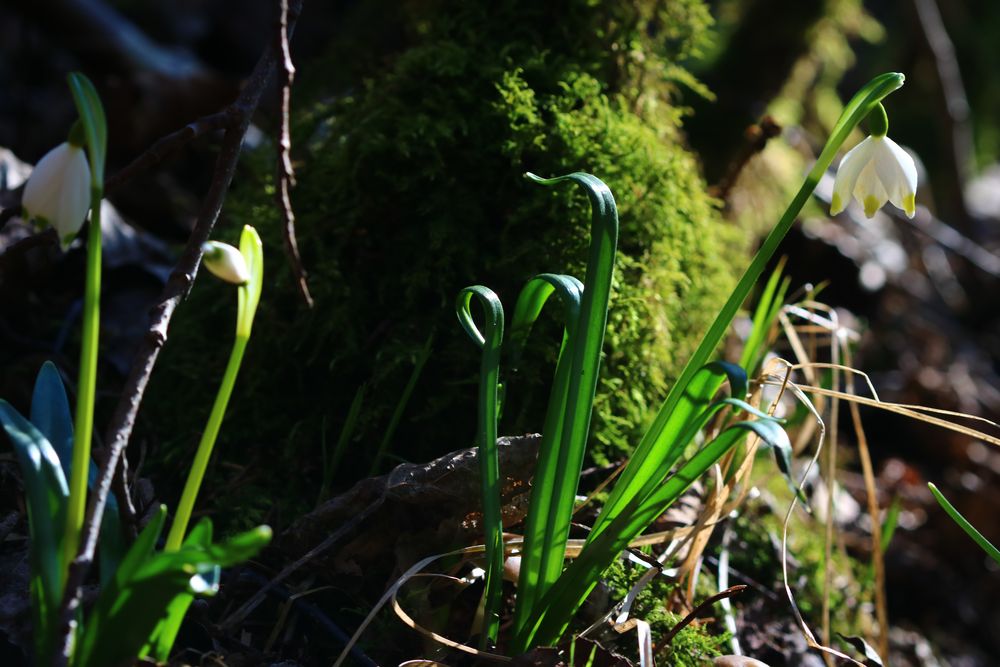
left=146, top=0, right=747, bottom=522
left=601, top=560, right=729, bottom=664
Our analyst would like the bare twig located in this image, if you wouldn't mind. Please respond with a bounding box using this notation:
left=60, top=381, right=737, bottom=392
left=50, top=3, right=305, bottom=664
left=659, top=585, right=748, bottom=646
left=275, top=0, right=313, bottom=307
left=104, top=111, right=232, bottom=195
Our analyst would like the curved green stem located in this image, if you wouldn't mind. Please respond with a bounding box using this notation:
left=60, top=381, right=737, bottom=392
left=455, top=286, right=505, bottom=648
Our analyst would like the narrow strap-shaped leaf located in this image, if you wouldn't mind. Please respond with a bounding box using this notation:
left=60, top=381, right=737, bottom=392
left=78, top=521, right=270, bottom=667
left=518, top=74, right=906, bottom=651
left=509, top=274, right=583, bottom=633
left=527, top=418, right=781, bottom=646
left=739, top=259, right=787, bottom=372
left=511, top=173, right=618, bottom=652
left=455, top=285, right=505, bottom=647
left=237, top=225, right=265, bottom=339
left=928, top=482, right=1000, bottom=565
left=506, top=273, right=583, bottom=370
left=591, top=362, right=747, bottom=547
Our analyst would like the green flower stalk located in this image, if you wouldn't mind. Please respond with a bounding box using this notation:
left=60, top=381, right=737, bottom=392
left=165, top=226, right=264, bottom=551
left=61, top=73, right=107, bottom=575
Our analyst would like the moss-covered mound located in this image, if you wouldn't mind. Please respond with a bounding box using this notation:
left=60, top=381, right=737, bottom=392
left=147, top=0, right=747, bottom=523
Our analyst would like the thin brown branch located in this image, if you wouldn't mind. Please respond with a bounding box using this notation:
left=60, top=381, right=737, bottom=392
left=50, top=3, right=305, bottom=664
left=660, top=585, right=748, bottom=646
left=104, top=111, right=232, bottom=195
left=275, top=0, right=313, bottom=307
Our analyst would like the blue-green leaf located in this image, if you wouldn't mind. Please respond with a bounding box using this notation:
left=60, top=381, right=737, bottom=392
left=0, top=399, right=68, bottom=659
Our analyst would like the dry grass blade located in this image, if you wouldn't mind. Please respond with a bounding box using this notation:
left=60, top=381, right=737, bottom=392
left=764, top=365, right=867, bottom=666
left=390, top=574, right=509, bottom=663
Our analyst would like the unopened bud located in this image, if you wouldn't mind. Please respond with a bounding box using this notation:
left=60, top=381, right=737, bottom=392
left=201, top=241, right=250, bottom=285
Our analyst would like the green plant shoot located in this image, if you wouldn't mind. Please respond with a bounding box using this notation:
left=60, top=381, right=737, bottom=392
left=165, top=224, right=264, bottom=551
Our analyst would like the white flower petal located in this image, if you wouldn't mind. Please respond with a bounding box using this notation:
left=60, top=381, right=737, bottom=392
left=874, top=136, right=918, bottom=218
left=830, top=132, right=919, bottom=219
left=831, top=137, right=875, bottom=215
left=853, top=160, right=889, bottom=218
left=22, top=143, right=91, bottom=241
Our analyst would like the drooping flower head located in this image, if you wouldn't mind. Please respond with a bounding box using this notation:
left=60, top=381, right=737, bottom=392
left=830, top=103, right=917, bottom=219
left=21, top=141, right=92, bottom=246
left=201, top=241, right=250, bottom=285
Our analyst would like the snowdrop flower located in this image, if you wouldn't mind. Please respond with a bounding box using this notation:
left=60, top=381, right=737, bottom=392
left=830, top=107, right=917, bottom=220
left=201, top=241, right=250, bottom=285
left=21, top=142, right=92, bottom=245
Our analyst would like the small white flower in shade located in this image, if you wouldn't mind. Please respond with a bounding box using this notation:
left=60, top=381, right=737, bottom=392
left=21, top=142, right=92, bottom=245
left=201, top=241, right=250, bottom=285
left=830, top=135, right=917, bottom=219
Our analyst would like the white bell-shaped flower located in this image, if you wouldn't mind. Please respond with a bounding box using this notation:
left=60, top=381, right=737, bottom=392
left=830, top=135, right=917, bottom=219
left=201, top=241, right=250, bottom=285
left=21, top=142, right=92, bottom=244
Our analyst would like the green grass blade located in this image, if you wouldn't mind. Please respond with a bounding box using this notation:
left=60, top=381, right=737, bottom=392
left=928, top=482, right=1000, bottom=566
left=739, top=258, right=786, bottom=372
left=880, top=495, right=901, bottom=554
left=368, top=332, right=434, bottom=475
left=319, top=383, right=367, bottom=502
left=456, top=285, right=505, bottom=647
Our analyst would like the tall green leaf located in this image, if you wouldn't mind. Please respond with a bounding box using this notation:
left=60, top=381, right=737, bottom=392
left=456, top=285, right=505, bottom=646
